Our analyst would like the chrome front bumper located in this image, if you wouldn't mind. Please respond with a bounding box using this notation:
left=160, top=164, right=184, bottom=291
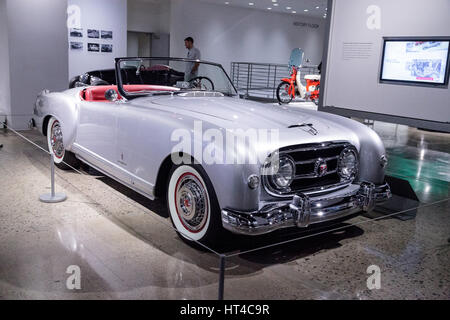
left=221, top=182, right=391, bottom=235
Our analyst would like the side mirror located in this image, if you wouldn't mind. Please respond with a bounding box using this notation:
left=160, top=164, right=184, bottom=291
left=105, top=89, right=119, bottom=102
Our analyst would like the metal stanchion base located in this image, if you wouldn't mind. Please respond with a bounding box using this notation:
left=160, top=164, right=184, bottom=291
left=39, top=193, right=67, bottom=203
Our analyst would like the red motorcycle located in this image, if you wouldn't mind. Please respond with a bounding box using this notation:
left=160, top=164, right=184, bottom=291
left=276, top=49, right=320, bottom=105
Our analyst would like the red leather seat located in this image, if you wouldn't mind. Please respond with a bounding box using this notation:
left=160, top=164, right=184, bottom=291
left=82, top=85, right=120, bottom=102
left=81, top=85, right=177, bottom=102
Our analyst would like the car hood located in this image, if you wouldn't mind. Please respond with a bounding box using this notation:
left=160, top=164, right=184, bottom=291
left=130, top=95, right=362, bottom=150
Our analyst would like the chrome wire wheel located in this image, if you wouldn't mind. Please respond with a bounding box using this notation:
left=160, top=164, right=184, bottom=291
left=47, top=117, right=66, bottom=164
left=167, top=165, right=213, bottom=242
left=175, top=173, right=208, bottom=233
left=50, top=120, right=65, bottom=160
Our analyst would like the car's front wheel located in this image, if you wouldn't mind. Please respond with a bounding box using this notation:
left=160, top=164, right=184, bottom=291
left=46, top=116, right=80, bottom=170
left=167, top=164, right=222, bottom=246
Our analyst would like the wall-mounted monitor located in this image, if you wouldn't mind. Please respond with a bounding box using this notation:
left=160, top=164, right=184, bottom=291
left=380, top=38, right=450, bottom=87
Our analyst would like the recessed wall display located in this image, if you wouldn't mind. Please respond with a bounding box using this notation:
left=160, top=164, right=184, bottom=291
left=87, top=29, right=100, bottom=38
left=101, top=30, right=113, bottom=40
left=88, top=43, right=100, bottom=52
left=380, top=38, right=450, bottom=86
left=70, top=42, right=83, bottom=51
left=101, top=44, right=113, bottom=53
left=69, top=28, right=83, bottom=38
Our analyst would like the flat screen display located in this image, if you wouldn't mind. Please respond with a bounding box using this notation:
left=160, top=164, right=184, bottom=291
left=380, top=39, right=450, bottom=86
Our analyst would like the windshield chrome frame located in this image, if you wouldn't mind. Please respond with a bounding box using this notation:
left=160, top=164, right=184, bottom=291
left=114, top=57, right=238, bottom=100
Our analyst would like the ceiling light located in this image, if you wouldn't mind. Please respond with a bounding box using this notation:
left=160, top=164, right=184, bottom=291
left=292, top=11, right=296, bottom=13
left=286, top=7, right=292, bottom=10
left=249, top=2, right=254, bottom=5
left=225, top=1, right=229, bottom=4
left=273, top=3, right=279, bottom=6
left=304, top=9, right=308, bottom=12
left=316, top=6, right=320, bottom=9
left=272, top=0, right=277, bottom=2
left=267, top=7, right=272, bottom=10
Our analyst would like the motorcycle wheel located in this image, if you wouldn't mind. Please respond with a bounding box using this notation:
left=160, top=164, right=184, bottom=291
left=276, top=82, right=293, bottom=105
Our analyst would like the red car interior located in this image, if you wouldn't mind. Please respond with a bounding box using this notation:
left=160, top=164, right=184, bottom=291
left=80, top=85, right=178, bottom=102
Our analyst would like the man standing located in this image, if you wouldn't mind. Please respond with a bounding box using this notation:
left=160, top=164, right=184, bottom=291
left=184, top=37, right=201, bottom=82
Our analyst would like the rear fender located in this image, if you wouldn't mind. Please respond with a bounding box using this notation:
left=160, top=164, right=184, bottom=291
left=37, top=91, right=79, bottom=150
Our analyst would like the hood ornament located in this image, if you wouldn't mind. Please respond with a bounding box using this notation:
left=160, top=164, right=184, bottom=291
left=288, top=123, right=318, bottom=136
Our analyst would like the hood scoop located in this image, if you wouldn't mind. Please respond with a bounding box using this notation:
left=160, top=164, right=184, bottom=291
left=288, top=123, right=319, bottom=136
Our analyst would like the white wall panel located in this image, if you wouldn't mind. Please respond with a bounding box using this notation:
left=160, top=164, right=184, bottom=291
left=323, top=0, right=450, bottom=125
left=0, top=0, right=11, bottom=123
left=170, top=0, right=326, bottom=74
left=6, top=0, right=68, bottom=130
left=68, top=0, right=127, bottom=79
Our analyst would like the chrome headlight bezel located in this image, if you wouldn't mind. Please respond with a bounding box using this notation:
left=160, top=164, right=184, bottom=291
left=267, top=154, right=296, bottom=191
left=337, top=147, right=359, bottom=181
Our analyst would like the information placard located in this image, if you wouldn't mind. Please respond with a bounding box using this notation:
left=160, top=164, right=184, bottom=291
left=380, top=38, right=450, bottom=86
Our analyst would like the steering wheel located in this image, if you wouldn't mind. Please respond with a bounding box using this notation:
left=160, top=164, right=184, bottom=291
left=188, top=76, right=215, bottom=91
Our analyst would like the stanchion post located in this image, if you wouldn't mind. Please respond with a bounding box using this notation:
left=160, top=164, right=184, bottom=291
left=218, top=254, right=225, bottom=300
left=39, top=153, right=67, bottom=203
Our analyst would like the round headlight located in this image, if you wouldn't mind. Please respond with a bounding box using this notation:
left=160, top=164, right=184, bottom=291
left=338, top=148, right=358, bottom=180
left=270, top=156, right=296, bottom=189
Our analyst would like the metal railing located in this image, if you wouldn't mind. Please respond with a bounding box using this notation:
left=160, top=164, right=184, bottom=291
left=230, top=62, right=319, bottom=101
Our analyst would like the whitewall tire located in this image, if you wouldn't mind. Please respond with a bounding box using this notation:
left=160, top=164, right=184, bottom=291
left=46, top=116, right=80, bottom=170
left=167, top=164, right=222, bottom=245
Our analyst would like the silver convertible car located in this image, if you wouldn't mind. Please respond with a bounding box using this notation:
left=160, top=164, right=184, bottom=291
left=32, top=57, right=391, bottom=246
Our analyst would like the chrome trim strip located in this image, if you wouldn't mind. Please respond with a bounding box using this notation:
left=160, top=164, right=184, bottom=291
left=72, top=143, right=155, bottom=199
left=295, top=155, right=339, bottom=165
left=294, top=169, right=338, bottom=179
left=279, top=141, right=350, bottom=154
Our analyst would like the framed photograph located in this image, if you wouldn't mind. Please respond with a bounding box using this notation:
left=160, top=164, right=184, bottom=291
left=380, top=37, right=450, bottom=87
left=69, top=28, right=83, bottom=38
left=101, top=30, right=113, bottom=40
left=101, top=44, right=113, bottom=53
left=70, top=42, right=83, bottom=51
left=87, top=29, right=100, bottom=39
left=87, top=43, right=100, bottom=52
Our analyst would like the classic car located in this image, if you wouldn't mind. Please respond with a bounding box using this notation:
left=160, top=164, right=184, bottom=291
left=32, top=57, right=391, bottom=246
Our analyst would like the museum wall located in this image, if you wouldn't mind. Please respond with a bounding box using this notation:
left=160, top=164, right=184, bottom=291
left=169, top=0, right=326, bottom=73
left=68, top=0, right=127, bottom=79
left=0, top=0, right=11, bottom=124
left=6, top=0, right=68, bottom=130
left=128, top=0, right=171, bottom=34
left=322, top=0, right=450, bottom=124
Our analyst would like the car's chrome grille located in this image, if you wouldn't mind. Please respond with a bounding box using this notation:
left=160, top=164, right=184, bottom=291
left=265, top=142, right=353, bottom=197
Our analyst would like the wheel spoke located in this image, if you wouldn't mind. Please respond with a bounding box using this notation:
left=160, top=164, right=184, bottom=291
left=175, top=174, right=208, bottom=232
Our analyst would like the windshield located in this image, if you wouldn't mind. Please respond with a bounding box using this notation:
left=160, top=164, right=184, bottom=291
left=116, top=58, right=238, bottom=99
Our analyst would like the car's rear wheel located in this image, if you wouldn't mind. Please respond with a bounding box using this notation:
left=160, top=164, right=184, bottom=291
left=46, top=116, right=80, bottom=170
left=167, top=164, right=222, bottom=247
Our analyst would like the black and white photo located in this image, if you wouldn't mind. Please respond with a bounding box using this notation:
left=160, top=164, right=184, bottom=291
left=87, top=43, right=100, bottom=52
left=87, top=29, right=100, bottom=38
left=101, top=30, right=113, bottom=40
left=70, top=41, right=83, bottom=51
left=69, top=28, right=83, bottom=38
left=101, top=44, right=113, bottom=53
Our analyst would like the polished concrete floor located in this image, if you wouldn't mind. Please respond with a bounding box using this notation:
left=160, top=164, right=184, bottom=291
left=0, top=120, right=449, bottom=299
